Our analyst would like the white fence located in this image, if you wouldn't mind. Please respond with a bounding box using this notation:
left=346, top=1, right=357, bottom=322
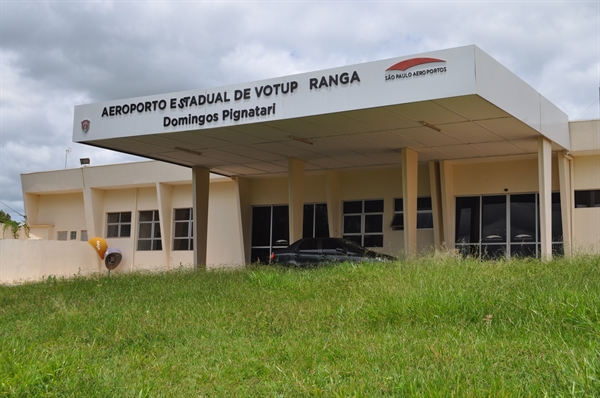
left=0, top=240, right=102, bottom=284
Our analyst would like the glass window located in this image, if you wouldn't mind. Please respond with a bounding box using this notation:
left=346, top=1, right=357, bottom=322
left=173, top=208, right=193, bottom=251
left=574, top=190, right=600, bottom=208
left=137, top=210, right=162, bottom=251
left=456, top=193, right=562, bottom=259
left=80, top=230, right=88, bottom=242
left=249, top=203, right=332, bottom=261
left=481, top=195, right=506, bottom=243
left=303, top=203, right=329, bottom=239
left=57, top=231, right=67, bottom=241
left=392, top=197, right=434, bottom=230
left=251, top=205, right=289, bottom=263
left=70, top=231, right=77, bottom=240
left=343, top=199, right=384, bottom=247
left=106, top=212, right=132, bottom=238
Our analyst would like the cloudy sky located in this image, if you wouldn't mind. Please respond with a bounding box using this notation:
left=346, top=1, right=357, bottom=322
left=1, top=0, right=598, bottom=220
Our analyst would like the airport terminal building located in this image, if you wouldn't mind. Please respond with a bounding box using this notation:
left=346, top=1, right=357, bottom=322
left=14, top=45, right=600, bottom=274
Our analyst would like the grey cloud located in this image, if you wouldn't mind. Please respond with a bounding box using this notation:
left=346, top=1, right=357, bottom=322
left=1, top=0, right=598, bottom=219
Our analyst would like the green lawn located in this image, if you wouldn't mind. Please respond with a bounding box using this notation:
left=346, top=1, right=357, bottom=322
left=1, top=255, right=599, bottom=396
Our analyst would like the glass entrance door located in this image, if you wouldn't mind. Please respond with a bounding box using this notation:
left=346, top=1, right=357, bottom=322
left=455, top=193, right=562, bottom=259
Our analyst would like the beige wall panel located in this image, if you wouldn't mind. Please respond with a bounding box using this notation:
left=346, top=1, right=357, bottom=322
left=572, top=209, right=600, bottom=254
left=304, top=174, right=327, bottom=203
left=169, top=251, right=194, bottom=268
left=571, top=154, right=600, bottom=254
left=453, top=158, right=560, bottom=196
left=171, top=185, right=193, bottom=208
left=570, top=120, right=600, bottom=154
left=207, top=180, right=245, bottom=267
left=136, top=187, right=158, bottom=210
left=573, top=155, right=600, bottom=189
left=0, top=240, right=102, bottom=284
left=133, top=251, right=165, bottom=271
left=37, top=193, right=86, bottom=239
left=104, top=188, right=136, bottom=213
left=250, top=177, right=288, bottom=205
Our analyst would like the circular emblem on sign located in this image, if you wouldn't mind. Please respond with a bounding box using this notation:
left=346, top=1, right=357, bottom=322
left=81, top=119, right=90, bottom=133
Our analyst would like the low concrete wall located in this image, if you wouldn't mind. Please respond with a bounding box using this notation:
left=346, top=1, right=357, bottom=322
left=0, top=240, right=103, bottom=284
left=0, top=223, right=29, bottom=240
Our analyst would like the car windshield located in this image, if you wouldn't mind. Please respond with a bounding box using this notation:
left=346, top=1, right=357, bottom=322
left=340, top=239, right=368, bottom=254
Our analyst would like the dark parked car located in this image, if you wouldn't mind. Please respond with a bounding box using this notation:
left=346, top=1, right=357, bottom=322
left=270, top=237, right=396, bottom=266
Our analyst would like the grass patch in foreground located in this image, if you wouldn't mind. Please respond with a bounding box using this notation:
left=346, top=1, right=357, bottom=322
left=1, top=256, right=600, bottom=396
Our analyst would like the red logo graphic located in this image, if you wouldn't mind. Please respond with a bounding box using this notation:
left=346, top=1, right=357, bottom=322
left=81, top=119, right=90, bottom=133
left=386, top=57, right=445, bottom=71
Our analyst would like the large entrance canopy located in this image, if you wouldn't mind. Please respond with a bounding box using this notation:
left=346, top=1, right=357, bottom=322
left=73, top=45, right=569, bottom=174
left=73, top=45, right=571, bottom=265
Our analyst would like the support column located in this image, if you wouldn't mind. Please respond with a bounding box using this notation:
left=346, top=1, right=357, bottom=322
left=235, top=177, right=252, bottom=264
left=429, top=160, right=444, bottom=250
left=402, top=148, right=418, bottom=257
left=288, top=158, right=305, bottom=244
left=538, top=137, right=552, bottom=260
left=439, top=160, right=455, bottom=250
left=557, top=151, right=573, bottom=258
left=325, top=170, right=341, bottom=238
left=156, top=182, right=173, bottom=269
left=192, top=166, right=210, bottom=269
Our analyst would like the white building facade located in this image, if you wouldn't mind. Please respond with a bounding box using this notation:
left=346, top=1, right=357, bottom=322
left=6, top=45, right=600, bottom=278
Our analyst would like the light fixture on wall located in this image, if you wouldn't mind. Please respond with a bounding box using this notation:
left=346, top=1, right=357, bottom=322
left=80, top=158, right=90, bottom=166
left=419, top=121, right=442, bottom=132
left=288, top=135, right=314, bottom=145
left=174, top=147, right=203, bottom=156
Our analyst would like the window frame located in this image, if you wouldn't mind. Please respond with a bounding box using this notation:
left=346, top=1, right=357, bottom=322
left=391, top=197, right=434, bottom=231
left=342, top=199, right=384, bottom=248
left=173, top=208, right=194, bottom=251
left=106, top=211, right=132, bottom=238
left=455, top=192, right=563, bottom=259
left=137, top=210, right=162, bottom=251
left=574, top=190, right=600, bottom=208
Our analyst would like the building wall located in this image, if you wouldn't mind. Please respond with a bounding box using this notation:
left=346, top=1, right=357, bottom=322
left=452, top=157, right=560, bottom=196
left=37, top=192, right=86, bottom=241
left=572, top=155, right=600, bottom=253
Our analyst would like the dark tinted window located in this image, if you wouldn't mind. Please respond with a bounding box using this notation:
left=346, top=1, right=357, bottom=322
left=364, top=234, right=383, bottom=248
left=298, top=239, right=318, bottom=253
left=481, top=196, right=506, bottom=243
left=455, top=196, right=480, bottom=243
left=322, top=239, right=345, bottom=254
left=343, top=201, right=362, bottom=214
left=575, top=190, right=600, bottom=208
left=271, top=205, right=289, bottom=247
left=251, top=206, right=271, bottom=247
left=364, top=200, right=384, bottom=213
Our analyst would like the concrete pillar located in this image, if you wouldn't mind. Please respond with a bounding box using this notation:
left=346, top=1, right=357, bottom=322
left=192, top=166, right=210, bottom=269
left=156, top=182, right=173, bottom=269
left=402, top=148, right=418, bottom=257
left=538, top=137, right=552, bottom=260
left=235, top=177, right=252, bottom=264
left=557, top=151, right=573, bottom=258
left=428, top=160, right=444, bottom=250
left=288, top=158, right=306, bottom=244
left=325, top=170, right=341, bottom=238
left=439, top=160, right=455, bottom=250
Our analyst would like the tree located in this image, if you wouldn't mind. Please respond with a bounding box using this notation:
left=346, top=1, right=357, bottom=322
left=0, top=210, right=12, bottom=224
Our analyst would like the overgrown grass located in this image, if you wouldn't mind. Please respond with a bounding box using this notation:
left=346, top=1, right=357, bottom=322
left=1, top=255, right=600, bottom=396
